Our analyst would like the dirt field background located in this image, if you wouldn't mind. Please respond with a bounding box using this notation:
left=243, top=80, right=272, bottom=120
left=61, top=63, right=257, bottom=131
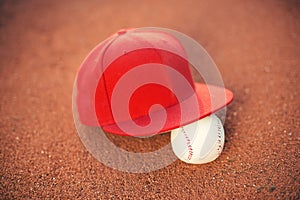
left=0, top=0, right=299, bottom=199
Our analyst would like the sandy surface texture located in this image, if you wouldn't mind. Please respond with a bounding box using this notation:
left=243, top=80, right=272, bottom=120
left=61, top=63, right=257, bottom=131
left=0, top=0, right=299, bottom=199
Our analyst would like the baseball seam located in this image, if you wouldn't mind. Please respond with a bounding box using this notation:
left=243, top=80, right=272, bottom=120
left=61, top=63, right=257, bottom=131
left=181, top=127, right=193, bottom=160
left=216, top=119, right=223, bottom=155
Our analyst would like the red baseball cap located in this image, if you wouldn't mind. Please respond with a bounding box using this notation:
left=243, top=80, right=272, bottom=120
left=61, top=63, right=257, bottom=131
left=75, top=28, right=233, bottom=136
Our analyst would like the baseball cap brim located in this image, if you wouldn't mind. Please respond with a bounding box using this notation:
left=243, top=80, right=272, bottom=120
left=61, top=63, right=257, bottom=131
left=101, top=83, right=233, bottom=136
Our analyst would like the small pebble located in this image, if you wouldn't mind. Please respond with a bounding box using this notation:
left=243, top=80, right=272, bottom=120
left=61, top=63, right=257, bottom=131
left=269, top=185, right=276, bottom=192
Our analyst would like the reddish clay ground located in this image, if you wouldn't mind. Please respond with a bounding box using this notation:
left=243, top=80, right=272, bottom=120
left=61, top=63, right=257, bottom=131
left=0, top=0, right=299, bottom=199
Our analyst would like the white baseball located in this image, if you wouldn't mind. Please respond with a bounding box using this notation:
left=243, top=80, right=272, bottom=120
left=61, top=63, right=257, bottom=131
left=171, top=114, right=224, bottom=164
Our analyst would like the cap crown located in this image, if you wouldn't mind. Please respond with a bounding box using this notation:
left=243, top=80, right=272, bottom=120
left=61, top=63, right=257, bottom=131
left=77, top=29, right=195, bottom=126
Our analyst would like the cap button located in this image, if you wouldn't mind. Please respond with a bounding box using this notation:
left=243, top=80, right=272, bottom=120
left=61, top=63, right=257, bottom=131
left=117, top=29, right=127, bottom=35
